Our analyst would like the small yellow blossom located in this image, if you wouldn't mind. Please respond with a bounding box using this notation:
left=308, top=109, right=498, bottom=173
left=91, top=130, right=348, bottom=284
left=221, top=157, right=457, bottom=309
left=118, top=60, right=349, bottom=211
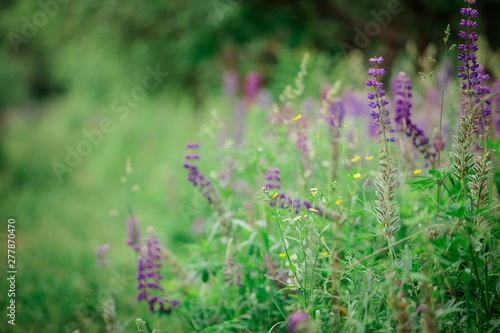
left=413, top=169, right=422, bottom=175
left=293, top=114, right=301, bottom=121
left=321, top=237, right=325, bottom=241
left=272, top=193, right=278, bottom=199
left=353, top=173, right=361, bottom=179
left=335, top=199, right=343, bottom=205
left=278, top=253, right=286, bottom=257
left=350, top=156, right=360, bottom=162
left=322, top=252, right=329, bottom=256
left=317, top=132, right=321, bottom=138
left=366, top=155, right=373, bottom=160
left=344, top=124, right=347, bottom=128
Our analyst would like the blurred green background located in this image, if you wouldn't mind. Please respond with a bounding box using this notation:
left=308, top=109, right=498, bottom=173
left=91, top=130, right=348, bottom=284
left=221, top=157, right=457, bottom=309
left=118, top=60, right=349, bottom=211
left=0, top=0, right=499, bottom=332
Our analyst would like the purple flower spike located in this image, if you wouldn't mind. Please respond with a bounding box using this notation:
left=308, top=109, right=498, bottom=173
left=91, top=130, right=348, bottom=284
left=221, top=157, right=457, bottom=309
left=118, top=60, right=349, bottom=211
left=394, top=72, right=435, bottom=165
left=127, top=216, right=141, bottom=252
left=366, top=57, right=394, bottom=142
left=245, top=71, right=261, bottom=101
left=96, top=244, right=110, bottom=266
left=265, top=167, right=281, bottom=190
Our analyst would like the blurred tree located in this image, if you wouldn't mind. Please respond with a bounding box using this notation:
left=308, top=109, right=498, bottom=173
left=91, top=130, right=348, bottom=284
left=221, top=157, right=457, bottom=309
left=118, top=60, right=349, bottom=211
left=0, top=0, right=499, bottom=109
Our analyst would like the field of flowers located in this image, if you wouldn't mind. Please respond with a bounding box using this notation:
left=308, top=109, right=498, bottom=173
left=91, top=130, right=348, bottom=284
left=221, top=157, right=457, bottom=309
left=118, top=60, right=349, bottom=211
left=92, top=1, right=500, bottom=332
left=1, top=1, right=500, bottom=333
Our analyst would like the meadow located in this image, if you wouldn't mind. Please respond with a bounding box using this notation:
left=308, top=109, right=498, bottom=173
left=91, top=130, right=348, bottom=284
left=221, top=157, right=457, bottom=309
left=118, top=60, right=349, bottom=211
left=1, top=1, right=500, bottom=332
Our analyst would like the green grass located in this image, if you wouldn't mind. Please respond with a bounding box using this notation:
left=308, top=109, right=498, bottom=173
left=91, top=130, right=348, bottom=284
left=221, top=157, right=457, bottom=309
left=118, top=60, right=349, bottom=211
left=0, top=91, right=207, bottom=332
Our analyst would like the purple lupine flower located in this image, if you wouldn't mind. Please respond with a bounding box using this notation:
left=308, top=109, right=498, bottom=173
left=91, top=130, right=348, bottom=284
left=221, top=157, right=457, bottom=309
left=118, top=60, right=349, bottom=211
left=394, top=72, right=436, bottom=165
left=264, top=255, right=289, bottom=289
left=183, top=143, right=219, bottom=204
left=96, top=243, right=110, bottom=266
left=475, top=66, right=492, bottom=137
left=326, top=98, right=345, bottom=128
left=286, top=310, right=309, bottom=332
left=457, top=1, right=481, bottom=96
left=245, top=71, right=261, bottom=101
left=265, top=168, right=281, bottom=190
left=222, top=255, right=243, bottom=287
left=366, top=57, right=394, bottom=142
left=127, top=215, right=141, bottom=252
left=223, top=70, right=239, bottom=97
left=136, top=230, right=179, bottom=314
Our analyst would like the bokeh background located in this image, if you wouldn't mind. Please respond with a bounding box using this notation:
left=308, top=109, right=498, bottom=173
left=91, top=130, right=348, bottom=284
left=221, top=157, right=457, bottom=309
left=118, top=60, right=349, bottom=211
left=0, top=0, right=499, bottom=332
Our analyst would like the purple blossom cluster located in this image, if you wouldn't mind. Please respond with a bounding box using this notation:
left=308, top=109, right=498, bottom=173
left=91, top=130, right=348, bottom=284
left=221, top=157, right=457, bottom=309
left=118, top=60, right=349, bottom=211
left=183, top=143, right=218, bottom=204
left=394, top=72, right=436, bottom=165
left=264, top=255, right=288, bottom=289
left=222, top=255, right=243, bottom=287
left=270, top=193, right=312, bottom=215
left=95, top=243, right=110, bottom=266
left=327, top=99, right=345, bottom=128
left=137, top=231, right=180, bottom=314
left=366, top=57, right=394, bottom=142
left=457, top=1, right=491, bottom=100
left=265, top=168, right=281, bottom=190
left=127, top=215, right=141, bottom=252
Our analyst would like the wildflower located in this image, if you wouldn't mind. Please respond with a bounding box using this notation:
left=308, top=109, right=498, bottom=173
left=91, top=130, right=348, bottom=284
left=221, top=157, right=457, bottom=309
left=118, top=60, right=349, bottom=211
left=335, top=199, right=342, bottom=205
left=272, top=193, right=278, bottom=199
left=353, top=173, right=361, bottom=179
left=366, top=155, right=373, bottom=160
left=322, top=252, right=329, bottom=256
left=413, top=169, right=422, bottom=175
left=245, top=71, right=261, bottom=101
left=286, top=310, right=309, bottom=332
left=293, top=114, right=302, bottom=121
left=367, top=56, right=400, bottom=238
left=317, top=132, right=320, bottom=138
left=452, top=0, right=492, bottom=204
left=127, top=215, right=141, bottom=252
left=366, top=57, right=394, bottom=142
left=264, top=255, right=289, bottom=289
left=351, top=156, right=360, bottom=162
left=394, top=72, right=435, bottom=166
left=265, top=168, right=281, bottom=190
left=279, top=253, right=286, bottom=257
left=222, top=255, right=243, bottom=287
left=96, top=244, right=110, bottom=266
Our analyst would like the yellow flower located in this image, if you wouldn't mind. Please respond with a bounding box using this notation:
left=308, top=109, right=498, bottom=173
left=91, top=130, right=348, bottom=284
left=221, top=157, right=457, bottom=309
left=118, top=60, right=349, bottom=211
left=350, top=156, right=360, bottom=162
left=317, top=132, right=321, bottom=138
left=321, top=236, right=325, bottom=241
left=278, top=253, right=286, bottom=257
left=353, top=173, right=361, bottom=179
left=272, top=193, right=278, bottom=199
left=365, top=155, right=373, bottom=160
left=322, top=252, right=329, bottom=256
left=344, top=124, right=347, bottom=128
left=293, top=114, right=301, bottom=121
left=413, top=169, right=422, bottom=175
left=335, top=199, right=342, bottom=205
